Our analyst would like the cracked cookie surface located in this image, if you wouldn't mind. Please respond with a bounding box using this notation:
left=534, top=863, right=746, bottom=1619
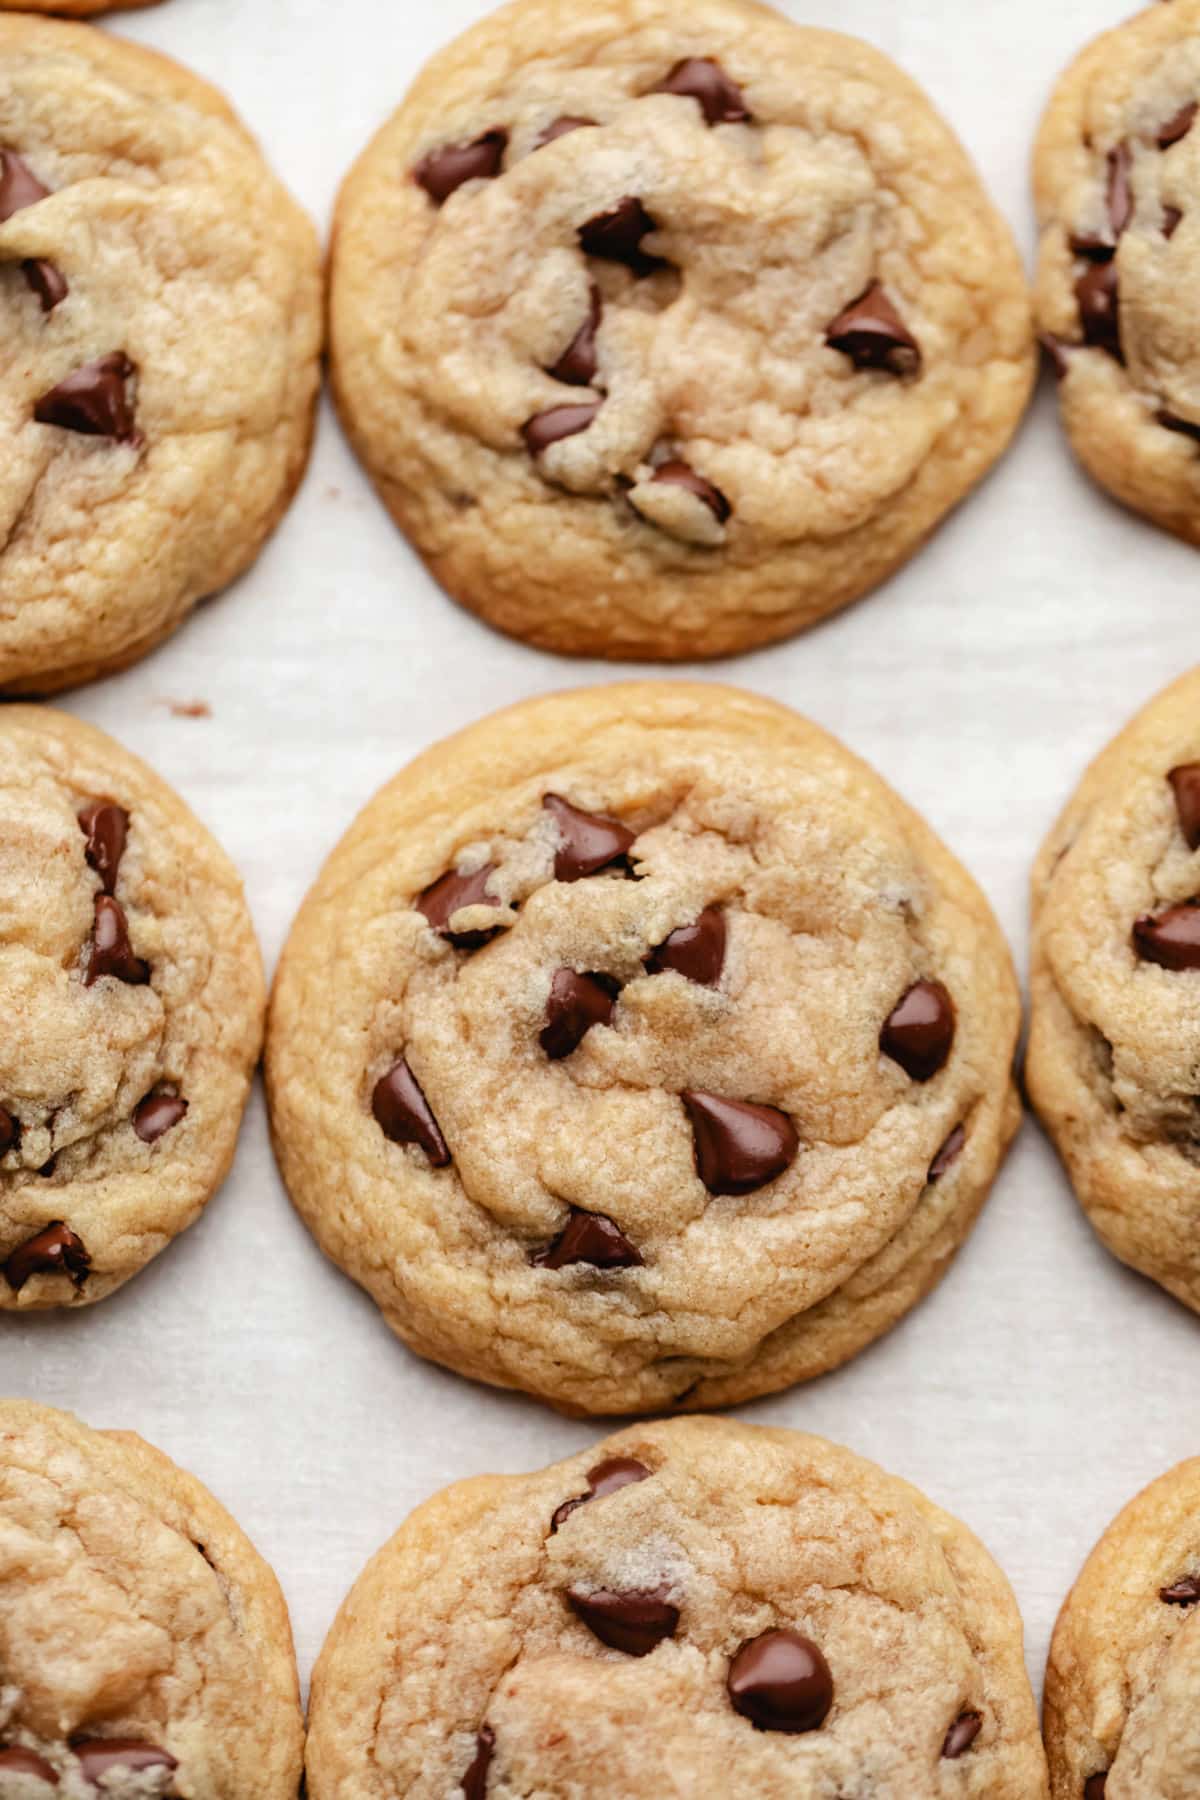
left=305, top=1417, right=1048, bottom=1800
left=266, top=683, right=1021, bottom=1415
left=1028, top=666, right=1200, bottom=1312
left=1045, top=1457, right=1200, bottom=1800
left=1034, top=0, right=1200, bottom=543
left=0, top=1399, right=302, bottom=1799
left=0, top=707, right=264, bottom=1311
left=0, top=15, right=321, bottom=694
left=330, top=0, right=1034, bottom=661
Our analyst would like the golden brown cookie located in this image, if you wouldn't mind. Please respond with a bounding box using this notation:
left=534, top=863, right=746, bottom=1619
left=0, top=1, right=160, bottom=15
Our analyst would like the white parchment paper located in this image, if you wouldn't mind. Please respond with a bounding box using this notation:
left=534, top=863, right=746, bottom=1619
left=3, top=0, right=1192, bottom=1709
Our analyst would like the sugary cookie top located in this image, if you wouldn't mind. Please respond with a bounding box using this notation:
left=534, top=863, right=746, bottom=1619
left=305, top=1419, right=1047, bottom=1799
left=0, top=1401, right=302, bottom=1799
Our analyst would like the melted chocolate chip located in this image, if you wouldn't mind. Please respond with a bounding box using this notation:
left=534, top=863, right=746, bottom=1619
left=3, top=1221, right=90, bottom=1292
left=1170, top=764, right=1200, bottom=849
left=1107, top=142, right=1134, bottom=238
left=414, top=131, right=508, bottom=205
left=1076, top=261, right=1122, bottom=359
left=1160, top=1574, right=1200, bottom=1603
left=1069, top=232, right=1115, bottom=262
left=1084, top=1777, right=1108, bottom=1800
left=543, top=794, right=636, bottom=881
left=0, top=147, right=50, bottom=218
left=35, top=354, right=137, bottom=441
left=646, top=906, right=726, bottom=987
left=522, top=402, right=602, bottom=456
left=1158, top=101, right=1197, bottom=148
left=461, top=1725, right=494, bottom=1800
left=826, top=282, right=921, bottom=375
left=23, top=258, right=67, bottom=313
left=372, top=1059, right=451, bottom=1166
left=942, top=1711, right=983, bottom=1758
left=1041, top=334, right=1076, bottom=381
left=78, top=800, right=129, bottom=894
left=1133, top=902, right=1200, bottom=970
left=536, top=117, right=598, bottom=149
left=880, top=980, right=956, bottom=1082
left=579, top=196, right=662, bottom=275
left=534, top=1208, right=642, bottom=1270
left=1164, top=205, right=1184, bottom=239
left=650, top=461, right=731, bottom=525
left=567, top=1586, right=679, bottom=1656
left=548, top=285, right=602, bottom=387
left=418, top=864, right=501, bottom=949
left=0, top=1747, right=58, bottom=1784
left=928, top=1124, right=966, bottom=1183
left=0, top=1108, right=16, bottom=1157
left=551, top=1456, right=651, bottom=1532
left=727, top=1630, right=834, bottom=1734
left=652, top=58, right=751, bottom=127
left=133, top=1092, right=188, bottom=1144
left=540, top=969, right=618, bottom=1060
left=72, top=1740, right=177, bottom=1783
left=85, top=895, right=148, bottom=987
left=682, top=1091, right=799, bottom=1196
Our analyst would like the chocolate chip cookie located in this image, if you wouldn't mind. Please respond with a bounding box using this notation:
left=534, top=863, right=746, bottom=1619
left=305, top=1417, right=1048, bottom=1799
left=1034, top=0, right=1200, bottom=543
left=0, top=707, right=264, bottom=1310
left=0, top=1, right=160, bottom=14
left=0, top=16, right=321, bottom=694
left=329, top=0, right=1034, bottom=661
left=266, top=683, right=1021, bottom=1415
left=0, top=1399, right=303, bottom=1796
left=1028, top=666, right=1200, bottom=1312
left=1044, top=1457, right=1200, bottom=1799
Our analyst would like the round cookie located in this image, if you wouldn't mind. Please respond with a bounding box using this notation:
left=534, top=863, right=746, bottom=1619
left=1045, top=1457, right=1200, bottom=1799
left=1034, top=0, right=1200, bottom=543
left=329, top=0, right=1034, bottom=662
left=1028, top=666, right=1200, bottom=1312
left=266, top=683, right=1021, bottom=1415
left=0, top=1398, right=303, bottom=1797
left=0, top=706, right=264, bottom=1310
left=305, top=1417, right=1049, bottom=1799
left=0, top=16, right=321, bottom=694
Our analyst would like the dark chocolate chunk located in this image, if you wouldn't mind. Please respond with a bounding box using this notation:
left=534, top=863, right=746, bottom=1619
left=34, top=354, right=137, bottom=441
left=23, top=259, right=67, bottom=312
left=826, top=282, right=921, bottom=375
left=461, top=1725, right=494, bottom=1800
left=579, top=196, right=662, bottom=276
left=540, top=969, right=617, bottom=1060
left=78, top=800, right=129, bottom=894
left=1084, top=1777, right=1107, bottom=1800
left=536, top=117, right=598, bottom=150
left=1158, top=101, right=1197, bottom=148
left=543, top=794, right=635, bottom=881
left=72, top=1740, right=178, bottom=1784
left=85, top=895, right=148, bottom=987
left=534, top=1208, right=642, bottom=1270
left=1160, top=1574, right=1200, bottom=1604
left=0, top=1747, right=58, bottom=1784
left=0, top=1107, right=16, bottom=1156
left=418, top=864, right=501, bottom=949
left=1133, top=902, right=1200, bottom=970
left=133, top=1092, right=188, bottom=1144
left=646, top=906, right=726, bottom=986
left=727, top=1630, right=834, bottom=1734
left=682, top=1091, right=799, bottom=1196
left=1107, top=142, right=1134, bottom=238
left=548, top=285, right=602, bottom=387
left=414, top=131, right=508, bottom=205
left=1170, top=764, right=1200, bottom=848
left=0, top=148, right=50, bottom=219
left=942, top=1711, right=983, bottom=1758
left=3, top=1222, right=90, bottom=1292
left=928, top=1124, right=966, bottom=1183
left=650, top=461, right=731, bottom=525
left=551, top=1456, right=651, bottom=1532
left=1041, top=334, right=1076, bottom=381
left=880, top=980, right=956, bottom=1082
left=1076, top=261, right=1122, bottom=360
left=522, top=402, right=602, bottom=455
left=652, top=58, right=751, bottom=127
left=567, top=1585, right=679, bottom=1656
left=371, top=1059, right=451, bottom=1166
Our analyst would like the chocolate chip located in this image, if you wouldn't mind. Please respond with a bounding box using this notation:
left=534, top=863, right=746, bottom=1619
left=928, top=1123, right=966, bottom=1183
left=548, top=285, right=602, bottom=387
left=1170, top=764, right=1200, bottom=848
left=536, top=117, right=598, bottom=150
left=0, top=147, right=50, bottom=218
left=1133, top=902, right=1200, bottom=969
left=414, top=131, right=508, bottom=205
left=534, top=1207, right=642, bottom=1269
left=0, top=1747, right=58, bottom=1784
left=1084, top=1777, right=1107, bottom=1800
left=579, top=196, right=662, bottom=276
left=1041, top=334, right=1076, bottom=381
left=3, top=1221, right=90, bottom=1292
left=72, top=1740, right=177, bottom=1784
left=522, top=402, right=602, bottom=456
left=23, top=259, right=67, bottom=313
left=650, top=461, right=731, bottom=525
left=727, top=1630, right=834, bottom=1734
left=1160, top=408, right=1200, bottom=440
left=566, top=1586, right=679, bottom=1656
left=880, top=980, right=956, bottom=1082
left=942, top=1711, right=983, bottom=1758
left=1164, top=205, right=1184, bottom=239
left=540, top=969, right=618, bottom=1060
left=85, top=895, right=148, bottom=987
left=1107, top=142, right=1134, bottom=238
left=1159, top=101, right=1197, bottom=148
left=78, top=800, right=129, bottom=894
left=1076, top=261, right=1122, bottom=360
left=371, top=1058, right=451, bottom=1166
left=418, top=864, right=501, bottom=949
left=133, top=1092, right=187, bottom=1144
left=646, top=906, right=726, bottom=986
left=34, top=354, right=137, bottom=441
left=461, top=1725, right=494, bottom=1800
left=826, top=282, right=921, bottom=375
left=1069, top=232, right=1116, bottom=262
left=551, top=1456, right=651, bottom=1532
left=682, top=1091, right=799, bottom=1196
left=1160, top=1574, right=1200, bottom=1603
left=543, top=794, right=635, bottom=881
left=0, top=1108, right=16, bottom=1157
left=652, top=59, right=751, bottom=126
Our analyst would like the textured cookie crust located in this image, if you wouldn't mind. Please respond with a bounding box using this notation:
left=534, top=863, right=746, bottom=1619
left=0, top=1399, right=303, bottom=1799
left=0, top=16, right=321, bottom=694
left=306, top=1418, right=1048, bottom=1800
left=0, top=707, right=264, bottom=1311
left=330, top=0, right=1034, bottom=661
left=267, top=683, right=1021, bottom=1415
left=1034, top=0, right=1200, bottom=542
left=1045, top=1458, right=1200, bottom=1799
left=1028, top=666, right=1200, bottom=1311
left=0, top=2, right=160, bottom=15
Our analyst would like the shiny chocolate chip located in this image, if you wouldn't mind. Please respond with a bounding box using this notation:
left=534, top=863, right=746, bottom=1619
left=1159, top=101, right=1197, bottom=148
left=928, top=1124, right=966, bottom=1183
left=23, top=259, right=67, bottom=312
left=534, top=1208, right=642, bottom=1270
left=133, top=1092, right=188, bottom=1144
left=1076, top=261, right=1122, bottom=359
left=78, top=800, right=129, bottom=894
left=646, top=906, right=726, bottom=987
left=1133, top=902, right=1200, bottom=970
left=650, top=461, right=731, bottom=525
left=72, top=1740, right=177, bottom=1784
left=372, top=1058, right=451, bottom=1166
left=418, top=864, right=501, bottom=949
left=880, top=980, right=956, bottom=1082
left=536, top=116, right=598, bottom=149
left=579, top=196, right=662, bottom=275
left=1107, top=142, right=1134, bottom=238
left=551, top=1456, right=651, bottom=1532
left=652, top=58, right=751, bottom=126
left=567, top=1585, right=679, bottom=1656
left=0, top=1107, right=16, bottom=1156
left=0, top=147, right=50, bottom=218
left=1160, top=1574, right=1200, bottom=1603
left=682, top=1091, right=799, bottom=1196
left=0, top=1747, right=58, bottom=1784
left=34, top=353, right=137, bottom=441
left=85, top=895, right=148, bottom=987
left=543, top=794, right=635, bottom=881
left=1164, top=205, right=1184, bottom=239
left=414, top=131, right=507, bottom=205
left=460, top=1725, right=494, bottom=1800
left=826, top=282, right=921, bottom=375
left=548, top=285, right=602, bottom=387
left=942, top=1711, right=983, bottom=1758
left=3, top=1221, right=90, bottom=1292
left=1170, top=764, right=1200, bottom=849
left=523, top=402, right=602, bottom=456
left=727, top=1630, right=834, bottom=1734
left=1041, top=334, right=1076, bottom=381
left=540, top=969, right=618, bottom=1060
left=1084, top=1777, right=1108, bottom=1800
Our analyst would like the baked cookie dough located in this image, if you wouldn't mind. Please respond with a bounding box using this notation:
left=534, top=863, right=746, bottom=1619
left=1034, top=0, right=1200, bottom=543
left=330, top=0, right=1034, bottom=661
left=1045, top=1456, right=1200, bottom=1799
left=266, top=683, right=1021, bottom=1415
left=0, top=16, right=321, bottom=694
left=1028, top=666, right=1200, bottom=1312
left=0, top=2, right=160, bottom=15
left=0, top=1399, right=303, bottom=1798
left=305, top=1417, right=1048, bottom=1800
left=0, top=707, right=264, bottom=1311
